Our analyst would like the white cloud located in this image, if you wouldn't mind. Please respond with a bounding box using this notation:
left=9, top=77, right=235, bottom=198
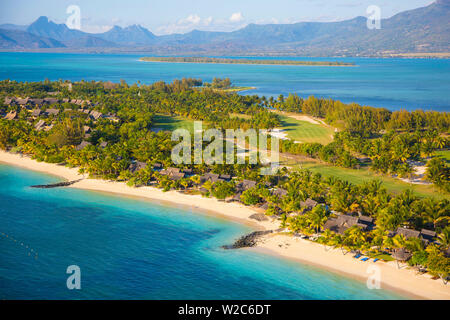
left=155, top=12, right=247, bottom=35
left=157, top=14, right=215, bottom=34
left=81, top=24, right=113, bottom=33
left=229, top=12, right=244, bottom=22
left=186, top=14, right=201, bottom=25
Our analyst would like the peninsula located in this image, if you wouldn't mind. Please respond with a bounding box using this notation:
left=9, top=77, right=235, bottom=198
left=1, top=78, right=449, bottom=300
left=139, top=57, right=355, bottom=66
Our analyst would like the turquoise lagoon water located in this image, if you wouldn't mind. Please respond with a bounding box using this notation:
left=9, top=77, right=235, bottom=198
left=0, top=52, right=449, bottom=112
left=0, top=164, right=404, bottom=299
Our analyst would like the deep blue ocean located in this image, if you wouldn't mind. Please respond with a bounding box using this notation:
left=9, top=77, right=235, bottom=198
left=0, top=52, right=449, bottom=112
left=0, top=164, right=403, bottom=299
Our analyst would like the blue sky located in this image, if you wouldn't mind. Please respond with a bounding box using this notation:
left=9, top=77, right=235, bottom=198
left=0, top=0, right=435, bottom=35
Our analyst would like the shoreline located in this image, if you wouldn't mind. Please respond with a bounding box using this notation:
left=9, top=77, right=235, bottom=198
left=139, top=58, right=356, bottom=67
left=1, top=150, right=449, bottom=300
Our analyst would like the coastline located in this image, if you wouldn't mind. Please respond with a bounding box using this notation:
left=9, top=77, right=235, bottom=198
left=1, top=150, right=449, bottom=300
left=139, top=58, right=356, bottom=67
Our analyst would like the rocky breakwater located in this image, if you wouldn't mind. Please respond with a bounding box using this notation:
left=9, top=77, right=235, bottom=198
left=31, top=179, right=83, bottom=189
left=222, top=230, right=273, bottom=249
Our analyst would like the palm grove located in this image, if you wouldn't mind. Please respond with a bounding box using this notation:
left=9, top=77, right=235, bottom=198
left=0, top=78, right=449, bottom=281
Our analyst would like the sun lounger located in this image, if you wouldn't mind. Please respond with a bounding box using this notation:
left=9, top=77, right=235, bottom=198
left=360, top=257, right=369, bottom=262
left=373, top=258, right=379, bottom=263
left=353, top=254, right=361, bottom=259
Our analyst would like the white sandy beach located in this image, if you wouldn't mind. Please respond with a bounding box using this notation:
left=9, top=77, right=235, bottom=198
left=0, top=150, right=449, bottom=300
left=255, top=234, right=450, bottom=300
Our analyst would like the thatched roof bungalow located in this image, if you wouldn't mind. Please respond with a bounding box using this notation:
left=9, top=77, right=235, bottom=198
left=30, top=98, right=44, bottom=106
left=272, top=188, right=288, bottom=198
left=200, top=173, right=223, bottom=184
left=76, top=141, right=91, bottom=151
left=396, top=227, right=420, bottom=239
left=90, top=110, right=103, bottom=120
left=420, top=229, right=437, bottom=243
left=44, top=98, right=59, bottom=105
left=46, top=108, right=60, bottom=116
left=128, top=161, right=147, bottom=173
left=4, top=97, right=13, bottom=105
left=34, top=120, right=46, bottom=131
left=4, top=111, right=17, bottom=120
left=358, top=215, right=374, bottom=225
left=323, top=213, right=372, bottom=235
left=219, top=174, right=232, bottom=181
left=16, top=98, right=29, bottom=105
left=31, top=109, right=41, bottom=117
left=153, top=162, right=163, bottom=170
left=235, top=179, right=256, bottom=191
left=161, top=167, right=180, bottom=175
left=169, top=172, right=185, bottom=181
left=300, top=198, right=318, bottom=210
left=392, top=248, right=412, bottom=262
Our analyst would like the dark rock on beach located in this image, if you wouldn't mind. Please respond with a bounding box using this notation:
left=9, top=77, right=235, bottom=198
left=223, top=230, right=273, bottom=249
left=249, top=213, right=269, bottom=221
left=31, top=179, right=82, bottom=189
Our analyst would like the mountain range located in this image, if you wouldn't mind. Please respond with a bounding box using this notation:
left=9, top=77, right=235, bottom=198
left=1, top=0, right=449, bottom=56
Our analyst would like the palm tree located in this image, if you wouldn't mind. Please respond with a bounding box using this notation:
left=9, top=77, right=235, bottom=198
left=307, top=206, right=328, bottom=234
left=421, top=198, right=448, bottom=227
left=180, top=179, right=190, bottom=190
left=345, top=226, right=367, bottom=252
left=321, top=230, right=337, bottom=251
left=405, top=237, right=424, bottom=253
left=392, top=234, right=407, bottom=249
left=425, top=158, right=449, bottom=191
left=438, top=227, right=450, bottom=250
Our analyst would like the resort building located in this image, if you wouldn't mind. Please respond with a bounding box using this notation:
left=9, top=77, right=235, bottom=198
left=128, top=161, right=147, bottom=173
left=323, top=213, right=374, bottom=235
left=90, top=110, right=103, bottom=121
left=4, top=111, right=17, bottom=120
left=299, top=198, right=319, bottom=211
left=45, top=108, right=60, bottom=116
left=76, top=141, right=92, bottom=151
left=34, top=120, right=46, bottom=131
left=272, top=188, right=288, bottom=198
left=31, top=109, right=41, bottom=118
left=160, top=167, right=186, bottom=180
left=99, top=141, right=108, bottom=148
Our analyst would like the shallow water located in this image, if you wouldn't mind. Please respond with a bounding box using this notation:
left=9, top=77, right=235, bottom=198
left=0, top=164, right=404, bottom=299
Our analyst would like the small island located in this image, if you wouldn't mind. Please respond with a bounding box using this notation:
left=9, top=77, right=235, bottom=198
left=140, top=57, right=355, bottom=66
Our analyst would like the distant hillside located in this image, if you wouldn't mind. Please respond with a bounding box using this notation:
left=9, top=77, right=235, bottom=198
left=97, top=25, right=157, bottom=46
left=0, top=0, right=449, bottom=55
left=0, top=24, right=28, bottom=31
left=0, top=29, right=65, bottom=49
left=26, top=16, right=86, bottom=41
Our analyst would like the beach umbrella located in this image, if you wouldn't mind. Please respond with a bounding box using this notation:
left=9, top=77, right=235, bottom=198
left=392, top=248, right=412, bottom=269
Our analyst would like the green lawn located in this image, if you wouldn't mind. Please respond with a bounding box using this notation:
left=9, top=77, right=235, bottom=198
left=277, top=114, right=335, bottom=144
left=293, top=161, right=448, bottom=200
left=151, top=114, right=195, bottom=134
left=436, top=150, right=450, bottom=162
